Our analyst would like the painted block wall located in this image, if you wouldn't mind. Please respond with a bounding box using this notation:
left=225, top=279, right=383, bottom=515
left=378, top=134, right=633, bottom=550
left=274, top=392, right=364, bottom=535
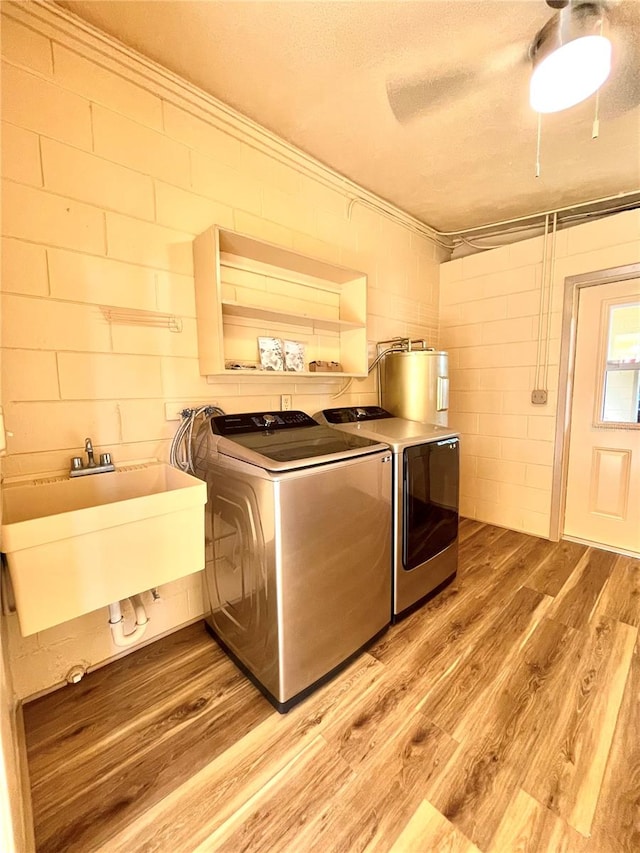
left=0, top=5, right=445, bottom=699
left=439, top=209, right=640, bottom=538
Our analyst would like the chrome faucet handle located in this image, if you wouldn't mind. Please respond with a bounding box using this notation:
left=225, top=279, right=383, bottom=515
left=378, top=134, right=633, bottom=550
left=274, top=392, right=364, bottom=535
left=84, top=437, right=96, bottom=468
left=70, top=438, right=114, bottom=477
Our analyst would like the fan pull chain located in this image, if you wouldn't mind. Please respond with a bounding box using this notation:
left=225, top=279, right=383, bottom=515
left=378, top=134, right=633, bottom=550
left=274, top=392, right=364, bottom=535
left=592, top=17, right=604, bottom=139
left=535, top=111, right=542, bottom=178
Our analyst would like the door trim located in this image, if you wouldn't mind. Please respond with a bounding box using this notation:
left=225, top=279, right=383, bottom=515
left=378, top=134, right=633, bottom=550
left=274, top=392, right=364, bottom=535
left=550, top=262, right=640, bottom=542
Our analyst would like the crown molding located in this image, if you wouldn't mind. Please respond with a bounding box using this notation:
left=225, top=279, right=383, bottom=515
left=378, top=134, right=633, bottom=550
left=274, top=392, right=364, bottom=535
left=4, top=0, right=445, bottom=248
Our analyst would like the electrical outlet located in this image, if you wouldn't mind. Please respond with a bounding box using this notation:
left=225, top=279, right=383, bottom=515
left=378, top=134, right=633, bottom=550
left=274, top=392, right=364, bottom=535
left=531, top=389, right=548, bottom=405
left=281, top=394, right=292, bottom=411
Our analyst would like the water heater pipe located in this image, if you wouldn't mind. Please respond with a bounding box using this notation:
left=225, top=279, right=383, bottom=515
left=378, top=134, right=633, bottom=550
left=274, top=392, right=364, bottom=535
left=108, top=596, right=149, bottom=647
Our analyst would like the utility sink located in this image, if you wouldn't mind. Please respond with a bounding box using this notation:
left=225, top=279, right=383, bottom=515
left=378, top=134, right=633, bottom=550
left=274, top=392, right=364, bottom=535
left=2, top=463, right=206, bottom=636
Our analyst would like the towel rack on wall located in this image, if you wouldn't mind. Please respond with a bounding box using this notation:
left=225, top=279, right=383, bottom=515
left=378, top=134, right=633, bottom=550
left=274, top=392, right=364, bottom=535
left=100, top=306, right=183, bottom=332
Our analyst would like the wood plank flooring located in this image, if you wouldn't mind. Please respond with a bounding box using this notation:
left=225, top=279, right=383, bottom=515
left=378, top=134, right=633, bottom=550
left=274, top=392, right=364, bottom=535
left=22, top=522, right=640, bottom=852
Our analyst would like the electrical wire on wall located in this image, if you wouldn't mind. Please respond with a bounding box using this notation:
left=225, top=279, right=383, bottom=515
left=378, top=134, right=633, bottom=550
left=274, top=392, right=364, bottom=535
left=543, top=212, right=559, bottom=392
left=331, top=376, right=354, bottom=400
left=531, top=212, right=560, bottom=404
left=346, top=197, right=452, bottom=251
left=331, top=350, right=382, bottom=400
left=170, top=404, right=225, bottom=473
left=452, top=197, right=640, bottom=254
left=533, top=214, right=551, bottom=401
left=440, top=190, right=640, bottom=243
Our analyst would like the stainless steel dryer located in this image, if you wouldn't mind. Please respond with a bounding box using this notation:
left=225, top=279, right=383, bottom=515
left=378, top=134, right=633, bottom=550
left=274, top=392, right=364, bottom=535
left=315, top=406, right=459, bottom=620
left=191, top=410, right=392, bottom=712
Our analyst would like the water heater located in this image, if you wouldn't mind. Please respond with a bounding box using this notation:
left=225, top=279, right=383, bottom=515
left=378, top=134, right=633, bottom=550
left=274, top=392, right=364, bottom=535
left=380, top=349, right=449, bottom=426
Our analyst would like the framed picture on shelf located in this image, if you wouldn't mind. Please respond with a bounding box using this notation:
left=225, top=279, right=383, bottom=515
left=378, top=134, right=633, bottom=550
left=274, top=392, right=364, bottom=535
left=284, top=340, right=305, bottom=372
left=257, top=336, right=284, bottom=371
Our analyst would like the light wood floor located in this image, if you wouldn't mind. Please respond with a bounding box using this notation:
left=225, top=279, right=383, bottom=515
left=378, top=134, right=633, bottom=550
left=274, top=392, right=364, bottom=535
left=23, top=521, right=640, bottom=852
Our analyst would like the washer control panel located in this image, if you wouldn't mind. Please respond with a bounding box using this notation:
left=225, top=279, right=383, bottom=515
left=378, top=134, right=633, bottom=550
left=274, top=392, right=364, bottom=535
left=211, top=410, right=318, bottom=435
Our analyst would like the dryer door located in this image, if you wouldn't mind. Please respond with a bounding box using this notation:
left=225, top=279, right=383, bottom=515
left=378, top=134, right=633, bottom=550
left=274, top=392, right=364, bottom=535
left=402, top=437, right=459, bottom=571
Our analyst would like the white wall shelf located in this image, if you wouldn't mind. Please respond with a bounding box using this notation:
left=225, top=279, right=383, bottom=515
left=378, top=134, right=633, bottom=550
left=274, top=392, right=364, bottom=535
left=193, top=226, right=368, bottom=377
left=220, top=300, right=364, bottom=333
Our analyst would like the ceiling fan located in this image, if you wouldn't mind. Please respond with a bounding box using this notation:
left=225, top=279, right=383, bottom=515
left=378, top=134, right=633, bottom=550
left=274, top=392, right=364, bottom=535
left=386, top=0, right=639, bottom=122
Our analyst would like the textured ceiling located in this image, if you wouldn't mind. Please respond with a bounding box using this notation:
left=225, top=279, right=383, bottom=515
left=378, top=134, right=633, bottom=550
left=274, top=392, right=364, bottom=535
left=58, top=0, right=640, bottom=231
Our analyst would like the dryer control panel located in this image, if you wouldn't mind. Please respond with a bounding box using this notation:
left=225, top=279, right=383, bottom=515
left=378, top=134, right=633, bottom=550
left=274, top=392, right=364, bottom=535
left=210, top=410, right=318, bottom=435
left=320, top=406, right=392, bottom=424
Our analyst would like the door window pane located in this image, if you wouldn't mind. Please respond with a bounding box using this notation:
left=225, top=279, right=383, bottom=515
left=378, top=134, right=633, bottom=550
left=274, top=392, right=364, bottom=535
left=602, top=302, right=640, bottom=424
left=607, top=303, right=640, bottom=361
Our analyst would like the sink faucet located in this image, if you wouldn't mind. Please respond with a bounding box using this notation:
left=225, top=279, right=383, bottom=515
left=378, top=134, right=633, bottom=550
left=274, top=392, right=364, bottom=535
left=70, top=437, right=115, bottom=478
left=85, top=437, right=96, bottom=468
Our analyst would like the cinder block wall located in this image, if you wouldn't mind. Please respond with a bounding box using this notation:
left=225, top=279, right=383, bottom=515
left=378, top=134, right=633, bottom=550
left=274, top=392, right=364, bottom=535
left=1, top=4, right=445, bottom=698
left=439, top=210, right=640, bottom=537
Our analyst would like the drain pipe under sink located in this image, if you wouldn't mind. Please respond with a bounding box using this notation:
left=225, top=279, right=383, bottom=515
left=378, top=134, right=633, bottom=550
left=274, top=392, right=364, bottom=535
left=108, top=594, right=149, bottom=647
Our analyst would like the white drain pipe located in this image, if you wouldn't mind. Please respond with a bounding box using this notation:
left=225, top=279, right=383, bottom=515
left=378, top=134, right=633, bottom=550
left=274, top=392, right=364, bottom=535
left=108, top=594, right=149, bottom=647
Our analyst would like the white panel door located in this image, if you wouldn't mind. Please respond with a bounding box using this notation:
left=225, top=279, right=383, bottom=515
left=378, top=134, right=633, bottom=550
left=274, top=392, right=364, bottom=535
left=564, top=278, right=640, bottom=554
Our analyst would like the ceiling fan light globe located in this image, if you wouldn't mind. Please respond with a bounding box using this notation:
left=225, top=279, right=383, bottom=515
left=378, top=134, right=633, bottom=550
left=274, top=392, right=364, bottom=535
left=530, top=35, right=612, bottom=113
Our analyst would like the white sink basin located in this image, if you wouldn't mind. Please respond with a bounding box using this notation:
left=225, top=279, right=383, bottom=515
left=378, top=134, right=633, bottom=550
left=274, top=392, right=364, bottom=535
left=2, top=463, right=206, bottom=636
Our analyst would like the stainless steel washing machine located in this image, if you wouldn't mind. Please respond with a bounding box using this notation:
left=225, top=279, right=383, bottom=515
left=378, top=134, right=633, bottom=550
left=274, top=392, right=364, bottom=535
left=191, top=410, right=392, bottom=712
left=315, top=406, right=459, bottom=620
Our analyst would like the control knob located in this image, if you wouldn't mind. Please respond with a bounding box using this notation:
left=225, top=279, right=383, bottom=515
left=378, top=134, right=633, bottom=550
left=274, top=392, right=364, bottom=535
left=263, top=414, right=277, bottom=426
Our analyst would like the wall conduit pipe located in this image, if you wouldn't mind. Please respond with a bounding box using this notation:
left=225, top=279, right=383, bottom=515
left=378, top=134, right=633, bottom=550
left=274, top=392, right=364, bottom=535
left=108, top=596, right=149, bottom=647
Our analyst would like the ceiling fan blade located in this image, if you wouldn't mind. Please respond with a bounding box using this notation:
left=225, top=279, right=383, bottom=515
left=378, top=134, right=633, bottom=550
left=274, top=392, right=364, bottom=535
left=600, top=3, right=640, bottom=117
left=386, top=42, right=528, bottom=124
left=386, top=69, right=475, bottom=123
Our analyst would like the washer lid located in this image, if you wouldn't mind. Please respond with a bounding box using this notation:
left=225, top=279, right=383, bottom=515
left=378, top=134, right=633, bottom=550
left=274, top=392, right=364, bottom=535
left=210, top=411, right=388, bottom=472
left=314, top=407, right=459, bottom=452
